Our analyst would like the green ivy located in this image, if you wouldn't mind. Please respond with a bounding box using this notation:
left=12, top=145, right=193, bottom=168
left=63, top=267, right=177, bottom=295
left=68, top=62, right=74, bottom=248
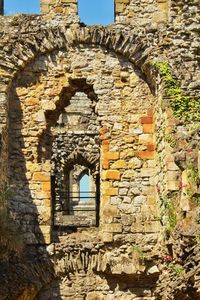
left=187, top=165, right=200, bottom=185
left=169, top=263, right=185, bottom=276
left=153, top=61, right=200, bottom=122
left=164, top=134, right=177, bottom=148
left=196, top=215, right=200, bottom=224
left=161, top=194, right=177, bottom=235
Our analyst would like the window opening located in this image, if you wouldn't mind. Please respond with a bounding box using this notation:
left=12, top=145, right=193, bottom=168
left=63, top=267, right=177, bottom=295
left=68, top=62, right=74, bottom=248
left=51, top=82, right=100, bottom=227
left=79, top=174, right=90, bottom=202
left=4, top=0, right=40, bottom=15
left=78, top=0, right=114, bottom=25
left=53, top=163, right=99, bottom=227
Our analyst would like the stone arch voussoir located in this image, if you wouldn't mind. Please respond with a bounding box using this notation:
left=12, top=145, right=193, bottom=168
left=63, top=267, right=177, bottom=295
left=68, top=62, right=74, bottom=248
left=1, top=26, right=156, bottom=90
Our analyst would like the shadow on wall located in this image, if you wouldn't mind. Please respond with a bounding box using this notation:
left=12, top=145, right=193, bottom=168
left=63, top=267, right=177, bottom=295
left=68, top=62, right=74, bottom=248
left=0, top=77, right=60, bottom=299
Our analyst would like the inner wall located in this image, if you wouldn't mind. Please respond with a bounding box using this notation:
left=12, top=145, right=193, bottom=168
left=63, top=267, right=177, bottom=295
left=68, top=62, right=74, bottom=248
left=8, top=46, right=158, bottom=299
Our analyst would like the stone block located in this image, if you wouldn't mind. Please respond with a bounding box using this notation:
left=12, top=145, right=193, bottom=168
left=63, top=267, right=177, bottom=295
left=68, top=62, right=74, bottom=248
left=101, top=232, right=113, bottom=243
left=166, top=162, right=180, bottom=171
left=128, top=157, right=142, bottom=169
left=166, top=171, right=179, bottom=181
left=104, top=151, right=120, bottom=161
left=32, top=172, right=50, bottom=182
left=104, top=188, right=118, bottom=196
left=102, top=170, right=121, bottom=180
left=102, top=158, right=109, bottom=169
left=144, top=221, right=160, bottom=233
left=101, top=195, right=110, bottom=206
left=115, top=3, right=125, bottom=13
left=140, top=116, right=153, bottom=124
left=139, top=134, right=153, bottom=144
left=26, top=162, right=41, bottom=173
left=121, top=149, right=135, bottom=159
left=119, top=203, right=137, bottom=214
left=26, top=98, right=39, bottom=106
left=42, top=182, right=51, bottom=192
left=110, top=196, right=122, bottom=205
left=141, top=168, right=155, bottom=177
left=134, top=196, right=146, bottom=206
left=147, top=265, right=160, bottom=275
left=122, top=170, right=136, bottom=179
left=44, top=199, right=51, bottom=208
left=147, top=144, right=156, bottom=151
left=110, top=160, right=127, bottom=169
left=143, top=123, right=155, bottom=133
left=35, top=191, right=49, bottom=199
left=119, top=188, right=128, bottom=195
left=102, top=223, right=123, bottom=233
left=101, top=181, right=111, bottom=190
left=167, top=181, right=179, bottom=191
left=138, top=151, right=155, bottom=160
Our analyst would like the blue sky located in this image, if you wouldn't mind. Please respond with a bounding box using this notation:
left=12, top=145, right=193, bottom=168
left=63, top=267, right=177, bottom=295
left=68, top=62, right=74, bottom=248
left=4, top=0, right=114, bottom=25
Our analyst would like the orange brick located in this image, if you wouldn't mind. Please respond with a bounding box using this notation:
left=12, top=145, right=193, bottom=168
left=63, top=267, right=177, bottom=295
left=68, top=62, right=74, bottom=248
left=100, top=127, right=108, bottom=140
left=100, top=126, right=107, bottom=135
left=147, top=144, right=156, bottom=151
left=140, top=116, right=153, bottom=124
left=42, top=182, right=51, bottom=191
left=104, top=152, right=119, bottom=161
left=102, top=140, right=110, bottom=151
left=102, top=159, right=109, bottom=169
left=102, top=170, right=121, bottom=180
left=32, top=172, right=50, bottom=182
left=143, top=123, right=155, bottom=133
left=138, top=151, right=155, bottom=160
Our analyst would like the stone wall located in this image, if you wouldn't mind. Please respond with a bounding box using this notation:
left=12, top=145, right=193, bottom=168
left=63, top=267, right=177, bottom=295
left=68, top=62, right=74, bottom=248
left=0, top=0, right=199, bottom=299
left=115, top=0, right=170, bottom=26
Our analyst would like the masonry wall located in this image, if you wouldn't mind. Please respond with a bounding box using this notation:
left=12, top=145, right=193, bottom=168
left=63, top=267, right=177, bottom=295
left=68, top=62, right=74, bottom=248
left=0, top=0, right=199, bottom=299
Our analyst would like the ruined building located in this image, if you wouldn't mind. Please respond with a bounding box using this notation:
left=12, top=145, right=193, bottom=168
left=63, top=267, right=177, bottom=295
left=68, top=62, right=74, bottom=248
left=0, top=0, right=199, bottom=299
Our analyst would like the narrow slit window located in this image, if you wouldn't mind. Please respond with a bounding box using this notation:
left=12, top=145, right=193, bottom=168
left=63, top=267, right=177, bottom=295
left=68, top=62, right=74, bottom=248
left=4, top=0, right=40, bottom=15
left=78, top=0, right=114, bottom=25
left=79, top=174, right=90, bottom=202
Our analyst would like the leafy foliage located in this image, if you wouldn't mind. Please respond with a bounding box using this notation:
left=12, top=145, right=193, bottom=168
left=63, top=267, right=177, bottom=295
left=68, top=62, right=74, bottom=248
left=169, top=263, right=185, bottom=276
left=153, top=61, right=200, bottom=122
left=161, top=194, right=177, bottom=235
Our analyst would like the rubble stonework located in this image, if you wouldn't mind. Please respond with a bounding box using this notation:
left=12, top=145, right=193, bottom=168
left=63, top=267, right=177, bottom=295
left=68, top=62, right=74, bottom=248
left=0, top=0, right=199, bottom=299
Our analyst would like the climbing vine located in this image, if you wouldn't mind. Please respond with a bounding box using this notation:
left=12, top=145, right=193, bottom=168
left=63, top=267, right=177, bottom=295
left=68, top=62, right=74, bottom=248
left=161, top=193, right=178, bottom=236
left=153, top=61, right=200, bottom=122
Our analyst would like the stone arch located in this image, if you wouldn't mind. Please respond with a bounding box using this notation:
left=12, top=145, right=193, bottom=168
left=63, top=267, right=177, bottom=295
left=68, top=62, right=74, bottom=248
left=0, top=26, right=157, bottom=161
left=45, top=78, right=98, bottom=127
left=4, top=23, right=157, bottom=240
left=1, top=26, right=156, bottom=90
left=38, top=77, right=99, bottom=162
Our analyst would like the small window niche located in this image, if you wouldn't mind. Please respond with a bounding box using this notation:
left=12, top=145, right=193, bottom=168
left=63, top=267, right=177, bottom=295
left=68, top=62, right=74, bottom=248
left=78, top=0, right=114, bottom=25
left=79, top=173, right=90, bottom=202
left=54, top=164, right=99, bottom=227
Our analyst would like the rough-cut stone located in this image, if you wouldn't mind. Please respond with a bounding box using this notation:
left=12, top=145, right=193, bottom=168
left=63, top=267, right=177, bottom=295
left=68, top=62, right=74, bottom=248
left=0, top=0, right=199, bottom=299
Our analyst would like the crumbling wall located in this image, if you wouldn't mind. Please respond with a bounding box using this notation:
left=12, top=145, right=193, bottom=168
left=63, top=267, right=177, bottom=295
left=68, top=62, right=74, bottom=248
left=0, top=0, right=199, bottom=299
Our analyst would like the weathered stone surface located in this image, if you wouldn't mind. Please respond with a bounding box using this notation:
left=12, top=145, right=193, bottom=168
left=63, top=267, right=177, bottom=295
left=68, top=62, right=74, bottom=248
left=0, top=0, right=199, bottom=299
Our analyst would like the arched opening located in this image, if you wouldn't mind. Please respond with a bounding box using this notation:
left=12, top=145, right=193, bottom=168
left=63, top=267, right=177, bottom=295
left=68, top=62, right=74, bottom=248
left=78, top=0, right=114, bottom=25
left=50, top=79, right=100, bottom=227
left=79, top=173, right=90, bottom=202
left=4, top=0, right=39, bottom=15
